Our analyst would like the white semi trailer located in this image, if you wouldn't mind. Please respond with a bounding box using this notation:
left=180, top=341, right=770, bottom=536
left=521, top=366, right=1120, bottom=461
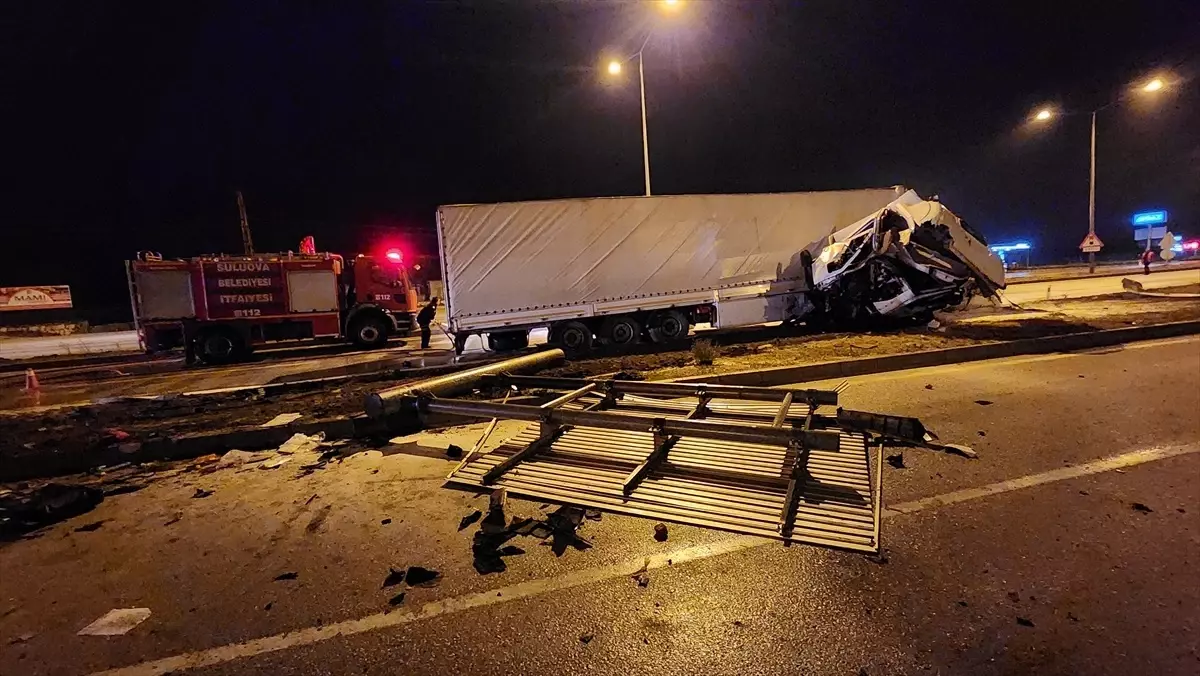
left=435, top=187, right=1005, bottom=353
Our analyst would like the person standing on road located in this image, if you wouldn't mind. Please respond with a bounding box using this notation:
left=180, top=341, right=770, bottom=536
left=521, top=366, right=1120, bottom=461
left=1141, top=249, right=1154, bottom=275
left=417, top=297, right=439, bottom=349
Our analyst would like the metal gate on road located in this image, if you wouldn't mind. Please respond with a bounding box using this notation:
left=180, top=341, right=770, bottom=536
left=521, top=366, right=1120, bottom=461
left=431, top=377, right=883, bottom=553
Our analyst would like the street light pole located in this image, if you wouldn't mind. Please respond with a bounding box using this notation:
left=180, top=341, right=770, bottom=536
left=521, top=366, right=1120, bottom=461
left=637, top=50, right=651, bottom=196
left=1087, top=110, right=1097, bottom=273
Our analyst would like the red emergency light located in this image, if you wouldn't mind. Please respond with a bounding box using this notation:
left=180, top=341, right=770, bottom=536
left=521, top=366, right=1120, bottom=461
left=385, top=248, right=403, bottom=263
left=1184, top=240, right=1200, bottom=251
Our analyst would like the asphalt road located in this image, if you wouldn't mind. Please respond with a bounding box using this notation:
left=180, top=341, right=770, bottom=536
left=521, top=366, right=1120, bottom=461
left=1, top=335, right=1197, bottom=675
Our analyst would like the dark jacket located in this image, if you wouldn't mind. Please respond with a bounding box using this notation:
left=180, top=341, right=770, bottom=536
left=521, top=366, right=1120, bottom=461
left=417, top=303, right=437, bottom=327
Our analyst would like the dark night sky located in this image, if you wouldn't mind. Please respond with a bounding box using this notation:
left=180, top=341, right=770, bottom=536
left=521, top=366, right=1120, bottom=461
left=5, top=0, right=1199, bottom=321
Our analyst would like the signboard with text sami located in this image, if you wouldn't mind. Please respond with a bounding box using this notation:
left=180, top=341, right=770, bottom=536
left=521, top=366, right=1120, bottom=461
left=0, top=285, right=73, bottom=312
left=201, top=259, right=287, bottom=319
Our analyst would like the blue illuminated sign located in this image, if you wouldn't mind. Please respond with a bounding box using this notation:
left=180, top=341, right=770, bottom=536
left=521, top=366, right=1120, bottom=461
left=988, top=242, right=1031, bottom=253
left=1132, top=210, right=1168, bottom=226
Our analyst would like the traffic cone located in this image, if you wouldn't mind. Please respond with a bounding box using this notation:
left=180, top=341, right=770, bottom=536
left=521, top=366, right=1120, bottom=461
left=23, top=368, right=40, bottom=393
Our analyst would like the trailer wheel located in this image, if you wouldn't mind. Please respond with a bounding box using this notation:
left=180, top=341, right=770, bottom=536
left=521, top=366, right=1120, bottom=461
left=349, top=313, right=389, bottom=349
left=600, top=315, right=641, bottom=347
left=649, top=309, right=689, bottom=343
left=554, top=321, right=593, bottom=354
left=195, top=328, right=245, bottom=365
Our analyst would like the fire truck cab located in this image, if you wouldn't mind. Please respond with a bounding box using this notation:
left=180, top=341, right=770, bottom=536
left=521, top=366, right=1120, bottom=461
left=127, top=243, right=419, bottom=365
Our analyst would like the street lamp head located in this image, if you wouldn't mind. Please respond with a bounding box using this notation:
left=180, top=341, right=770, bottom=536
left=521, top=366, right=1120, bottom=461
left=1034, top=108, right=1053, bottom=121
left=607, top=60, right=622, bottom=76
left=661, top=0, right=683, bottom=10
left=1142, top=78, right=1164, bottom=93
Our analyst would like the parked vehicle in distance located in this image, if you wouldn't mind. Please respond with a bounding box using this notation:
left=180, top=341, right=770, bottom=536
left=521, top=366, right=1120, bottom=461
left=435, top=188, right=1005, bottom=354
left=127, top=240, right=419, bottom=364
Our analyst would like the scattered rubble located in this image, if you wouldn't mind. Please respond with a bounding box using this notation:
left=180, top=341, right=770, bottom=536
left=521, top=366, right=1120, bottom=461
left=381, top=568, right=406, bottom=588
left=0, top=483, right=103, bottom=538
left=1131, top=502, right=1154, bottom=513
left=446, top=444, right=464, bottom=459
left=653, top=523, right=668, bottom=542
left=886, top=453, right=906, bottom=469
left=273, top=572, right=298, bottom=581
left=1016, top=617, right=1035, bottom=628
left=73, top=521, right=105, bottom=532
left=191, top=488, right=214, bottom=499
left=304, top=504, right=332, bottom=533
left=974, top=400, right=994, bottom=406
left=457, top=510, right=482, bottom=531
left=388, top=592, right=406, bottom=606
left=405, top=566, right=441, bottom=587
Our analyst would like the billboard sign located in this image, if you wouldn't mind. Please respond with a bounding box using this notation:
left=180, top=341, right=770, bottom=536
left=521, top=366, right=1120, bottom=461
left=1131, top=210, right=1168, bottom=226
left=0, top=286, right=73, bottom=312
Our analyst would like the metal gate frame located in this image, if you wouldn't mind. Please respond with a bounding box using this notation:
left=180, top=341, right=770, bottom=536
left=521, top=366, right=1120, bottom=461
left=425, top=377, right=884, bottom=553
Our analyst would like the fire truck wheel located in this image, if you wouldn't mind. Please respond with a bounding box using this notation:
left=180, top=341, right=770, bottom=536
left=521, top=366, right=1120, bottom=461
left=349, top=314, right=390, bottom=349
left=196, top=329, right=245, bottom=365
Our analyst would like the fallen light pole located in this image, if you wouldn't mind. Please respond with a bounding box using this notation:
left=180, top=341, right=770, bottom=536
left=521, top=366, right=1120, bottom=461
left=364, top=348, right=566, bottom=419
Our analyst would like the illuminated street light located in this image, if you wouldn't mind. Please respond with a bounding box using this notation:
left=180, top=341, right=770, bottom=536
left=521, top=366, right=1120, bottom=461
left=1027, top=74, right=1176, bottom=272
left=600, top=2, right=687, bottom=196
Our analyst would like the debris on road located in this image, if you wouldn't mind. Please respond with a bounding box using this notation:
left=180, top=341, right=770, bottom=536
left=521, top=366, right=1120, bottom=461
left=164, top=512, right=182, bottom=526
left=405, top=566, right=441, bottom=587
left=273, top=572, right=298, bottom=581
left=0, top=483, right=104, bottom=538
left=1131, top=502, right=1154, bottom=513
left=305, top=504, right=332, bottom=533
left=653, top=523, right=668, bottom=542
left=1016, top=617, right=1035, bottom=627
left=584, top=508, right=602, bottom=521
left=381, top=518, right=392, bottom=525
left=458, top=509, right=482, bottom=531
left=260, top=455, right=293, bottom=470
left=191, top=488, right=214, bottom=499
left=886, top=453, right=906, bottom=469
left=445, top=444, right=464, bottom=459
left=74, top=521, right=105, bottom=532
left=580, top=632, right=594, bottom=645
left=388, top=592, right=406, bottom=606
left=1007, top=591, right=1021, bottom=603
left=924, top=384, right=934, bottom=390
left=261, top=413, right=303, bottom=428
left=78, top=608, right=152, bottom=636
left=277, top=432, right=325, bottom=455
left=974, top=400, right=994, bottom=406
left=381, top=568, right=406, bottom=588
left=632, top=560, right=650, bottom=588
left=216, top=449, right=267, bottom=468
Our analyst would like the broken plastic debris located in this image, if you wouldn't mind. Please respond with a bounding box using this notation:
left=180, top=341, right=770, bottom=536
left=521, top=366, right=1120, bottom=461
left=261, top=413, right=303, bottom=428
left=388, top=592, right=406, bottom=606
left=216, top=450, right=266, bottom=468
left=273, top=572, right=298, bottom=581
left=78, top=608, right=151, bottom=636
left=191, top=488, right=214, bottom=499
left=260, top=455, right=293, bottom=470
left=653, top=523, right=668, bottom=542
left=886, top=453, right=906, bottom=469
left=446, top=444, right=464, bottom=459
left=1131, top=502, right=1153, bottom=513
left=276, top=432, right=325, bottom=455
left=381, top=568, right=406, bottom=588
left=405, top=566, right=441, bottom=587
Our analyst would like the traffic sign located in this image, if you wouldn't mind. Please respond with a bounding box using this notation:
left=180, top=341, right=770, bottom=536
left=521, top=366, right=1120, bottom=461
left=1079, top=232, right=1104, bottom=253
left=1160, top=231, right=1176, bottom=261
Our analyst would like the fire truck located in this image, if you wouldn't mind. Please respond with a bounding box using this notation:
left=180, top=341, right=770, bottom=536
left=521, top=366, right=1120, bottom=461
left=126, top=240, right=420, bottom=364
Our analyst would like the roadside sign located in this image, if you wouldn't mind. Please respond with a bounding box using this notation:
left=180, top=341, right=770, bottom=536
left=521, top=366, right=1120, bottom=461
left=1160, top=232, right=1176, bottom=261
left=1079, top=232, right=1104, bottom=253
left=1131, top=210, right=1168, bottom=226
left=0, top=285, right=73, bottom=311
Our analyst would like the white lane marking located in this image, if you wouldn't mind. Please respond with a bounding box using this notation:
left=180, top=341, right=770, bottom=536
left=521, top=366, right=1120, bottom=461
left=93, top=442, right=1200, bottom=676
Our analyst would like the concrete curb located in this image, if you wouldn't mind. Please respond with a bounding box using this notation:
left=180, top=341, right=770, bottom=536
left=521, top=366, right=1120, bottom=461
left=672, top=320, right=1200, bottom=387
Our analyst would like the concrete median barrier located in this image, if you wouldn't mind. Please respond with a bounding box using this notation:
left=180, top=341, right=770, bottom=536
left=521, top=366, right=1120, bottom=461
left=671, top=319, right=1200, bottom=387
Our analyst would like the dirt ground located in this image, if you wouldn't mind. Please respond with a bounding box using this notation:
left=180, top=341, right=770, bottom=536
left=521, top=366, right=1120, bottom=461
left=0, top=376, right=418, bottom=474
